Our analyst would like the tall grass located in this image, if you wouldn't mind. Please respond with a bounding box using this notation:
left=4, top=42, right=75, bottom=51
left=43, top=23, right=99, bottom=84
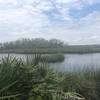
left=41, top=53, right=65, bottom=63
left=60, top=67, right=100, bottom=100
left=0, top=55, right=100, bottom=100
left=0, top=55, right=76, bottom=100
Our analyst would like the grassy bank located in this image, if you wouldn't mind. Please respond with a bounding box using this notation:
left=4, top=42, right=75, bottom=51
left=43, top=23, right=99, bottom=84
left=1, top=38, right=100, bottom=54
left=1, top=45, right=100, bottom=54
left=0, top=55, right=100, bottom=100
left=41, top=53, right=65, bottom=63
left=0, top=53, right=65, bottom=63
left=24, top=53, right=65, bottom=63
left=63, top=67, right=100, bottom=100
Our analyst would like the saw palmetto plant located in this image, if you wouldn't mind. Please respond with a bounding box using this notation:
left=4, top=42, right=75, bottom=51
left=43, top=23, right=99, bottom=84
left=0, top=54, right=99, bottom=100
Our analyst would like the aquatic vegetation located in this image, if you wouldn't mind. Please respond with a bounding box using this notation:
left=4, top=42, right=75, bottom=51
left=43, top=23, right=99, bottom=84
left=60, top=67, right=100, bottom=100
left=41, top=53, right=65, bottom=63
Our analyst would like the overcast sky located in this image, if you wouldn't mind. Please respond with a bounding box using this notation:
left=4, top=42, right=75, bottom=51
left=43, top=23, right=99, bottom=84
left=0, top=0, right=100, bottom=45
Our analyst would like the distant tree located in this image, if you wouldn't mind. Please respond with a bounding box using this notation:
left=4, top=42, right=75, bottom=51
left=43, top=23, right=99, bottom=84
left=0, top=38, right=64, bottom=49
left=49, top=39, right=64, bottom=47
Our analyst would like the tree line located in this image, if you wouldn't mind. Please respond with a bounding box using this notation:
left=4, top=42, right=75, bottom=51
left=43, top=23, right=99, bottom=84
left=0, top=38, right=64, bottom=49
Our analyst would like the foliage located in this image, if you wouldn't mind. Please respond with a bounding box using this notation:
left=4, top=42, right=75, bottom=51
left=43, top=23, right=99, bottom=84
left=41, top=53, right=65, bottom=63
left=0, top=55, right=35, bottom=99
left=0, top=55, right=100, bottom=100
left=0, top=38, right=64, bottom=49
left=1, top=38, right=100, bottom=54
left=60, top=68, right=100, bottom=100
left=0, top=55, right=86, bottom=100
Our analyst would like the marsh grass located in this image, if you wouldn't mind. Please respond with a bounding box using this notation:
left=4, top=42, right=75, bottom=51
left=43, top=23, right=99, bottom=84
left=0, top=54, right=64, bottom=100
left=41, top=53, right=65, bottom=63
left=0, top=55, right=99, bottom=100
left=61, top=66, right=100, bottom=100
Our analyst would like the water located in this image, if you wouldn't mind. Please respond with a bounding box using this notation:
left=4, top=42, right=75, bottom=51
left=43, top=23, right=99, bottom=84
left=50, top=53, right=100, bottom=72
left=0, top=53, right=100, bottom=72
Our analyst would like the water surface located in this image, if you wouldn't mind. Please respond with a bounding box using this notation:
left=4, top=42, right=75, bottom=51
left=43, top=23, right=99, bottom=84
left=0, top=53, right=100, bottom=72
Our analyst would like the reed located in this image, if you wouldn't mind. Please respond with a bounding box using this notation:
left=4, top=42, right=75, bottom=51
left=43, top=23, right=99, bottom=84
left=41, top=53, right=65, bottom=63
left=0, top=55, right=100, bottom=100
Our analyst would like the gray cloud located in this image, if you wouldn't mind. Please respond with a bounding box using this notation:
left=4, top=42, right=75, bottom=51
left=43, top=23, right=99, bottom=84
left=0, top=0, right=100, bottom=45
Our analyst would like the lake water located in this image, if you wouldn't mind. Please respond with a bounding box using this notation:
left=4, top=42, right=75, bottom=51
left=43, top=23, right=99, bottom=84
left=0, top=53, right=100, bottom=72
